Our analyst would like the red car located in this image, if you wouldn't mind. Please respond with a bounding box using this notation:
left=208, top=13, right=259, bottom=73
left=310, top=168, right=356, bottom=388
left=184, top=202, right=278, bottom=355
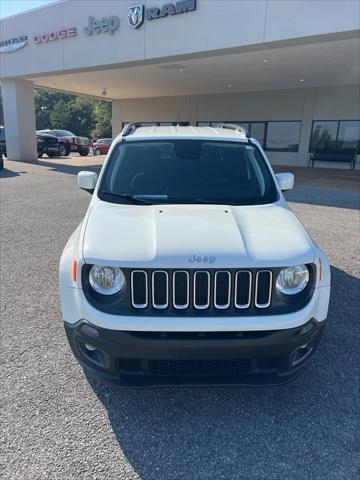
left=92, top=138, right=112, bottom=156
left=37, top=129, right=91, bottom=156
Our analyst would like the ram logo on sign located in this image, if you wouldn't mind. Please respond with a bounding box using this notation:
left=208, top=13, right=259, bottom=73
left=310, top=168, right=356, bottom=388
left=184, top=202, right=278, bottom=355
left=128, top=0, right=196, bottom=28
left=0, top=36, right=28, bottom=53
left=128, top=5, right=144, bottom=29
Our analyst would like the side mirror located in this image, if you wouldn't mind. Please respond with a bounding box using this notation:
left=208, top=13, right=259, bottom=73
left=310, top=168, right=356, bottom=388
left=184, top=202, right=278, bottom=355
left=78, top=171, right=98, bottom=193
left=275, top=172, right=294, bottom=192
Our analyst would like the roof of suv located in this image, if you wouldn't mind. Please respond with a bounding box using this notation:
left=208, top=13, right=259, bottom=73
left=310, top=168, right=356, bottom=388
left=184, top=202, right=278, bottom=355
left=119, top=125, right=251, bottom=142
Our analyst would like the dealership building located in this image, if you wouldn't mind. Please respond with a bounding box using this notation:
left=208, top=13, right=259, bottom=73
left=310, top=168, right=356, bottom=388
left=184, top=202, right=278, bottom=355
left=0, top=0, right=359, bottom=168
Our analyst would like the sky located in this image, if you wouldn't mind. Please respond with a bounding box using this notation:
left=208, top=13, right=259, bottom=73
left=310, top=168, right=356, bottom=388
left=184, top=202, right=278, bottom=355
left=0, top=0, right=58, bottom=19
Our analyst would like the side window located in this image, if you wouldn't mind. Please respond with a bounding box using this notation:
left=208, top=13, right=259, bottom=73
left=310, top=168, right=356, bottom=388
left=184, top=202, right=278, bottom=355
left=310, top=121, right=338, bottom=152
left=310, top=120, right=360, bottom=153
left=338, top=121, right=360, bottom=152
left=265, top=122, right=301, bottom=152
left=250, top=123, right=266, bottom=147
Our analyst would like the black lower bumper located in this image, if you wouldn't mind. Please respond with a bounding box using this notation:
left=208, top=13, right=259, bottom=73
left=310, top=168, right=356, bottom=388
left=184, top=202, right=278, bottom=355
left=64, top=320, right=325, bottom=387
left=44, top=146, right=60, bottom=155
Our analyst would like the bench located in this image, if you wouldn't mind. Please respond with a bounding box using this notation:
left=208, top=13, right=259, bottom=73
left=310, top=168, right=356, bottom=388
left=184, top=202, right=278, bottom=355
left=308, top=151, right=357, bottom=170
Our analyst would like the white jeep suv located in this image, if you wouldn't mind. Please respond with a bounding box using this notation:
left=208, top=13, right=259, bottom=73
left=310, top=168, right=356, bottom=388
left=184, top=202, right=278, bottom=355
left=59, top=124, right=330, bottom=386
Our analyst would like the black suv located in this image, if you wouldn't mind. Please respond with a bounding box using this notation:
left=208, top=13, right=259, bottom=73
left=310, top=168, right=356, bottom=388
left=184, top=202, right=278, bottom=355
left=0, top=127, right=60, bottom=161
left=36, top=132, right=60, bottom=158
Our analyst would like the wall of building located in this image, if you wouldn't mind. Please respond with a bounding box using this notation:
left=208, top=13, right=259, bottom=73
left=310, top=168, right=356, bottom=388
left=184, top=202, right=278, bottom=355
left=1, top=0, right=359, bottom=79
left=112, top=84, right=360, bottom=168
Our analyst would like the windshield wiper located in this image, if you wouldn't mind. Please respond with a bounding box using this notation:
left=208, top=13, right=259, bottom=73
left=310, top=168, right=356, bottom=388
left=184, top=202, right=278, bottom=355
left=100, top=191, right=153, bottom=205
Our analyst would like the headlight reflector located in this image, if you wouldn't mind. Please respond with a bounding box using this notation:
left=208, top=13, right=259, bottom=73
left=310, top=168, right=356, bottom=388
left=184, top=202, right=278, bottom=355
left=89, top=265, right=125, bottom=295
left=276, top=265, right=309, bottom=295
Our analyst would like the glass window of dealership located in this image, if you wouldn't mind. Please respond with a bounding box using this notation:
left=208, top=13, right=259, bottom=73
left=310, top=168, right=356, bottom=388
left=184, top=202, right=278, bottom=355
left=123, top=120, right=360, bottom=155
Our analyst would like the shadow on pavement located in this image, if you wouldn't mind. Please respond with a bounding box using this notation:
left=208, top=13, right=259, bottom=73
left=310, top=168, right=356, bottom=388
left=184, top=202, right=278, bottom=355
left=85, top=266, right=359, bottom=480
left=36, top=159, right=103, bottom=176
left=0, top=168, right=24, bottom=178
left=284, top=186, right=360, bottom=210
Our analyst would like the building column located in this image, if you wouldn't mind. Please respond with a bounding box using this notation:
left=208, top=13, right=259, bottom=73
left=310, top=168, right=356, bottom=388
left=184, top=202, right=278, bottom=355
left=1, top=79, right=37, bottom=161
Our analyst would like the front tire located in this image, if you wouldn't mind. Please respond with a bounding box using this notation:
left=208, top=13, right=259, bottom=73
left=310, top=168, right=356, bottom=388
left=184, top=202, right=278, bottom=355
left=38, top=150, right=44, bottom=158
left=79, top=149, right=89, bottom=157
left=59, top=143, right=69, bottom=156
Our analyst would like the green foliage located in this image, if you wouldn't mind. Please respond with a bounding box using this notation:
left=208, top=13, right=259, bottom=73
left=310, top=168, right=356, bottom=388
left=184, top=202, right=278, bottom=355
left=0, top=87, right=112, bottom=140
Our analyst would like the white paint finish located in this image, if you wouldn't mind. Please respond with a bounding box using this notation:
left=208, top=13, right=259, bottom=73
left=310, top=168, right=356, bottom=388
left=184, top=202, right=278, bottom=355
left=78, top=171, right=98, bottom=190
left=60, top=284, right=329, bottom=331
left=264, top=0, right=360, bottom=42
left=1, top=79, right=37, bottom=161
left=82, top=201, right=314, bottom=269
left=60, top=126, right=330, bottom=331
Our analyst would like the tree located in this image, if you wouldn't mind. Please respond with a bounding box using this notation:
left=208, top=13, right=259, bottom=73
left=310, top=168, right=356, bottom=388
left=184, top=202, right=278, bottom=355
left=91, top=101, right=112, bottom=140
left=0, top=87, right=112, bottom=139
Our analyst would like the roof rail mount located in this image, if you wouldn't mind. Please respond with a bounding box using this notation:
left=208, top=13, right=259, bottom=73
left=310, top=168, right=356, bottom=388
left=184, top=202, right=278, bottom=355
left=121, top=122, right=143, bottom=137
left=215, top=123, right=251, bottom=138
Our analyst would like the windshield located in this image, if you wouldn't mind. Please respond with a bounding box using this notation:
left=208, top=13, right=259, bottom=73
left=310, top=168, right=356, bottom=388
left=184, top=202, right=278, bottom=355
left=54, top=130, right=75, bottom=136
left=98, top=140, right=279, bottom=206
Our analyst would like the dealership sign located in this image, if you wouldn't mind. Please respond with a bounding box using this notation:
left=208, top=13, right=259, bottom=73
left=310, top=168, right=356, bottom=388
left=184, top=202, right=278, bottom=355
left=128, top=0, right=196, bottom=28
left=0, top=0, right=196, bottom=54
left=84, top=16, right=120, bottom=36
left=34, top=27, right=77, bottom=44
left=0, top=36, right=28, bottom=53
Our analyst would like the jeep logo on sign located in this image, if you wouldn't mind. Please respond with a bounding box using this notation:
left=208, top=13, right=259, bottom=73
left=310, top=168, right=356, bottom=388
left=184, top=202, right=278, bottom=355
left=84, top=15, right=120, bottom=36
left=128, top=5, right=145, bottom=29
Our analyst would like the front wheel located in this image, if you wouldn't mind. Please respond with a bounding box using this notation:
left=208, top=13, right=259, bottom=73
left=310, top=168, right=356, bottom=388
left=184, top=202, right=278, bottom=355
left=59, top=143, right=69, bottom=156
left=79, top=150, right=89, bottom=157
left=0, top=154, right=4, bottom=170
left=38, top=150, right=44, bottom=158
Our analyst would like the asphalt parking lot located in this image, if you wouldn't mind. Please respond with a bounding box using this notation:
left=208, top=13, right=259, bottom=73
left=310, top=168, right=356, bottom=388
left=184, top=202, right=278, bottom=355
left=1, top=158, right=359, bottom=480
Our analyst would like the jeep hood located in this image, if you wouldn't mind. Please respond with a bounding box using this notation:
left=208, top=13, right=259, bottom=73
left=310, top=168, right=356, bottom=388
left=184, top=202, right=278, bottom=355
left=82, top=201, right=314, bottom=268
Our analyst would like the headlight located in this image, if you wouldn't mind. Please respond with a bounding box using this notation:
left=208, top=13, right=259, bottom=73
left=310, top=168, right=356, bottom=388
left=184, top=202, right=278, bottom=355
left=276, top=265, right=309, bottom=295
left=89, top=265, right=125, bottom=295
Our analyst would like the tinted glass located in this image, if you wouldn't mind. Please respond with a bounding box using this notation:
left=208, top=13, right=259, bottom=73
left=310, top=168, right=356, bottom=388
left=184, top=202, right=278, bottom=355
left=250, top=123, right=266, bottom=146
left=54, top=130, right=75, bottom=136
left=310, top=121, right=338, bottom=152
left=265, top=122, right=301, bottom=152
left=104, top=139, right=113, bottom=144
left=337, top=121, right=360, bottom=152
left=99, top=140, right=278, bottom=206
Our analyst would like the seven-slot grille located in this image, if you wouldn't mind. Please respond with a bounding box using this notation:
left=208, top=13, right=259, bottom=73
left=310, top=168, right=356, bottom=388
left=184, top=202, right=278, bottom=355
left=130, top=270, right=272, bottom=311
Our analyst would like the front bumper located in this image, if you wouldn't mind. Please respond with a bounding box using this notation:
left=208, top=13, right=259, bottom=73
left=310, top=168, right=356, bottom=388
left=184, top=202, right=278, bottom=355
left=64, top=319, right=325, bottom=386
left=44, top=145, right=60, bottom=154
left=71, top=145, right=90, bottom=152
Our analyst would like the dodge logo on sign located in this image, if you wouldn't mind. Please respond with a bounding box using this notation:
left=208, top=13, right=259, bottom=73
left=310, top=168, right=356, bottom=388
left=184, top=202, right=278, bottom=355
left=128, top=5, right=145, bottom=29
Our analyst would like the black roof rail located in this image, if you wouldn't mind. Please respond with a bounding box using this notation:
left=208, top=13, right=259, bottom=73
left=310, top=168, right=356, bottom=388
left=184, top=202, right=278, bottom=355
left=215, top=123, right=251, bottom=138
left=121, top=122, right=143, bottom=137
